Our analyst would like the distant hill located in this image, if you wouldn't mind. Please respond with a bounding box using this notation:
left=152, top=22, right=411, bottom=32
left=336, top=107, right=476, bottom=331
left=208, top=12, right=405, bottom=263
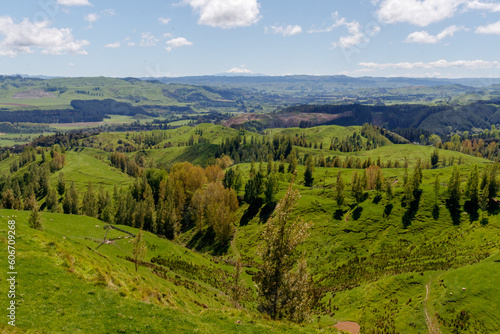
left=145, top=74, right=500, bottom=88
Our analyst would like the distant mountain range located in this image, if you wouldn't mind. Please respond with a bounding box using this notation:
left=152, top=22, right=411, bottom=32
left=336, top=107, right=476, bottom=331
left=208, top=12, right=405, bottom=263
left=143, top=75, right=500, bottom=88
left=5, top=73, right=500, bottom=88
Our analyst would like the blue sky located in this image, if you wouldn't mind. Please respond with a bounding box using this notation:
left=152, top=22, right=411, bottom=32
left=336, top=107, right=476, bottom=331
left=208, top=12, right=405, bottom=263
left=1, top=0, right=500, bottom=78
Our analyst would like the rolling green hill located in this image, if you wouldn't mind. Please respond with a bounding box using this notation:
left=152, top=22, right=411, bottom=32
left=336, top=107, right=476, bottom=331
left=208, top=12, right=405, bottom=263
left=1, top=123, right=500, bottom=333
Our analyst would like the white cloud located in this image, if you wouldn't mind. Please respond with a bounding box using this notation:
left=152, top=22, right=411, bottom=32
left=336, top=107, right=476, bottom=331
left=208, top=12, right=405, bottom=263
left=335, top=20, right=365, bottom=48
left=57, top=0, right=92, bottom=6
left=104, top=42, right=121, bottom=48
left=84, top=9, right=115, bottom=28
left=308, top=11, right=348, bottom=33
left=359, top=59, right=500, bottom=70
left=475, top=20, right=500, bottom=34
left=184, top=0, right=260, bottom=29
left=159, top=17, right=171, bottom=25
left=265, top=25, right=302, bottom=36
left=140, top=32, right=160, bottom=47
left=321, top=13, right=367, bottom=49
left=84, top=13, right=98, bottom=28
left=226, top=67, right=253, bottom=74
left=466, top=0, right=500, bottom=12
left=405, top=25, right=465, bottom=43
left=165, top=37, right=193, bottom=52
left=103, top=9, right=116, bottom=16
left=0, top=16, right=89, bottom=56
left=376, top=0, right=466, bottom=26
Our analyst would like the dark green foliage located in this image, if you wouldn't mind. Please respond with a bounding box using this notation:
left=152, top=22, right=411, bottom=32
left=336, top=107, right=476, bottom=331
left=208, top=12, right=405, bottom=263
left=57, top=172, right=66, bottom=196
left=62, top=182, right=79, bottom=215
left=264, top=173, right=279, bottom=204
left=351, top=171, right=366, bottom=204
left=45, top=189, right=58, bottom=212
left=81, top=182, right=97, bottom=217
left=28, top=203, right=43, bottom=230
left=303, top=156, right=314, bottom=187
left=244, top=172, right=264, bottom=206
left=334, top=171, right=345, bottom=209
left=222, top=167, right=242, bottom=193
left=431, top=148, right=439, bottom=168
left=448, top=166, right=461, bottom=206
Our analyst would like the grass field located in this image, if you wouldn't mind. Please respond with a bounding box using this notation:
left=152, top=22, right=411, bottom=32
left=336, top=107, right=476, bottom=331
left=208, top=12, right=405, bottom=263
left=1, top=123, right=500, bottom=333
left=0, top=209, right=340, bottom=333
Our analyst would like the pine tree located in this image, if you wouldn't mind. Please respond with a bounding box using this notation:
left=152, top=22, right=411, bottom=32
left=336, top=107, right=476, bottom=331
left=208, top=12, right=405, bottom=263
left=288, top=151, right=297, bottom=174
left=480, top=181, right=489, bottom=221
left=303, top=156, right=314, bottom=187
left=264, top=173, right=279, bottom=204
left=82, top=182, right=97, bottom=217
left=448, top=165, right=461, bottom=206
left=57, top=172, right=65, bottom=197
left=431, top=149, right=439, bottom=168
left=278, top=154, right=285, bottom=174
left=229, top=258, right=247, bottom=306
left=267, top=154, right=274, bottom=176
left=402, top=168, right=412, bottom=206
left=433, top=175, right=440, bottom=205
left=334, top=171, right=344, bottom=209
left=244, top=172, right=264, bottom=206
left=45, top=188, right=58, bottom=213
left=257, top=183, right=313, bottom=321
left=412, top=158, right=423, bottom=194
left=28, top=203, right=43, bottom=231
left=385, top=178, right=393, bottom=202
left=351, top=171, right=365, bottom=204
left=465, top=164, right=479, bottom=209
left=132, top=230, right=147, bottom=272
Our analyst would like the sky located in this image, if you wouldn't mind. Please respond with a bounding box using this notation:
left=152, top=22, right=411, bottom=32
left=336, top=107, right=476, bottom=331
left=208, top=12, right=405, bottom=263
left=1, top=0, right=500, bottom=78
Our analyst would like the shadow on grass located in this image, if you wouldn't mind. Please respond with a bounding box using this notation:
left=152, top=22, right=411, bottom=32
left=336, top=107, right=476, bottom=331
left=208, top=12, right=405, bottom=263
left=445, top=198, right=461, bottom=225
left=464, top=200, right=479, bottom=222
left=352, top=206, right=363, bottom=221
left=384, top=203, right=393, bottom=218
left=402, top=190, right=422, bottom=228
left=333, top=209, right=346, bottom=220
left=372, top=195, right=382, bottom=205
left=259, top=202, right=276, bottom=223
left=240, top=200, right=263, bottom=226
left=432, top=204, right=440, bottom=220
left=186, top=227, right=230, bottom=256
left=488, top=199, right=500, bottom=215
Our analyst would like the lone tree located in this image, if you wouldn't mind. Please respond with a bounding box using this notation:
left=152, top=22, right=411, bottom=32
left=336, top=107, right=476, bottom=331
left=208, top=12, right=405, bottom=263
left=257, top=182, right=313, bottom=322
left=448, top=165, right=461, bottom=207
left=28, top=202, right=43, bottom=231
left=303, top=156, right=315, bottom=187
left=431, top=149, right=439, bottom=168
left=132, top=230, right=147, bottom=272
left=229, top=258, right=247, bottom=307
left=465, top=164, right=479, bottom=210
left=334, top=171, right=345, bottom=209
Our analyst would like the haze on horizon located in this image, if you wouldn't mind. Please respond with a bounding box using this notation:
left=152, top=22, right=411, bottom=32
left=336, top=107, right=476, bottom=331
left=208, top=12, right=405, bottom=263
left=2, top=0, right=500, bottom=79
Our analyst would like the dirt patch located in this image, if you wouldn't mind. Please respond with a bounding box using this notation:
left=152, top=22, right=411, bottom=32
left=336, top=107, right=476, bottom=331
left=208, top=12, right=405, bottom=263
left=12, top=89, right=56, bottom=99
left=0, top=103, right=36, bottom=107
left=333, top=321, right=360, bottom=334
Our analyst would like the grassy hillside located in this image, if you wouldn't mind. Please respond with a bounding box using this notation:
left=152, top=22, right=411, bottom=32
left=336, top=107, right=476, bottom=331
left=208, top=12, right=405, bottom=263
left=1, top=123, right=500, bottom=333
left=0, top=210, right=332, bottom=333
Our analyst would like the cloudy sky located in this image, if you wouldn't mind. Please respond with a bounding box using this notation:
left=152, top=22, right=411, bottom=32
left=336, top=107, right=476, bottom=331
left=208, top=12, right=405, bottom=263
left=2, top=0, right=500, bottom=78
